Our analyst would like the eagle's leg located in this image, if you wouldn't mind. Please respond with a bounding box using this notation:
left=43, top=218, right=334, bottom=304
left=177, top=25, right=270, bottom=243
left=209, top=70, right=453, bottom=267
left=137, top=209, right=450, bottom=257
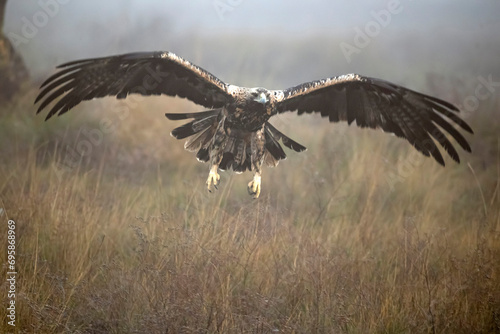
left=207, top=164, right=220, bottom=192
left=206, top=118, right=226, bottom=192
left=248, top=127, right=265, bottom=199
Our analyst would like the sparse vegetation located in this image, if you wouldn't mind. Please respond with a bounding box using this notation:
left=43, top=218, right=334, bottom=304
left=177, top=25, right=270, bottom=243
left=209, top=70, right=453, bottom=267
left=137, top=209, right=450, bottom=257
left=1, top=66, right=499, bottom=333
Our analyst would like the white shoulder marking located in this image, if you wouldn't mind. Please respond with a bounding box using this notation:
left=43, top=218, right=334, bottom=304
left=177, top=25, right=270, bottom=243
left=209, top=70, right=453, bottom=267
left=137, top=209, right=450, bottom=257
left=227, top=85, right=240, bottom=95
left=161, top=51, right=179, bottom=61
left=160, top=51, right=229, bottom=92
left=162, top=52, right=201, bottom=73
left=335, top=73, right=362, bottom=82
left=271, top=90, right=285, bottom=102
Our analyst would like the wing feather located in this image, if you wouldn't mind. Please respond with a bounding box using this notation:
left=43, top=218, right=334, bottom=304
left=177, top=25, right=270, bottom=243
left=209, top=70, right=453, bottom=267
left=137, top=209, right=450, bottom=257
left=36, top=51, right=233, bottom=119
left=273, top=74, right=472, bottom=165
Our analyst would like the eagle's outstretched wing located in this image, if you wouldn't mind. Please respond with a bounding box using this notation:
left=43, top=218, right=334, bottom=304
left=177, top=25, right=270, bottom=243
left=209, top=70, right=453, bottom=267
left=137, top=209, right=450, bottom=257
left=273, top=74, right=473, bottom=165
left=35, top=51, right=233, bottom=120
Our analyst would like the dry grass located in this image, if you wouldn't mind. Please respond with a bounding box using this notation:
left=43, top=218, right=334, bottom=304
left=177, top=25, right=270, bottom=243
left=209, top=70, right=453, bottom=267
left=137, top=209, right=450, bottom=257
left=1, top=86, right=499, bottom=334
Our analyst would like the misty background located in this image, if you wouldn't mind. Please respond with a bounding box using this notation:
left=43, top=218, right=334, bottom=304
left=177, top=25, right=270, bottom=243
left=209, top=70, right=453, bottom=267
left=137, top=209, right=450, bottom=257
left=3, top=3, right=500, bottom=333
left=4, top=0, right=500, bottom=95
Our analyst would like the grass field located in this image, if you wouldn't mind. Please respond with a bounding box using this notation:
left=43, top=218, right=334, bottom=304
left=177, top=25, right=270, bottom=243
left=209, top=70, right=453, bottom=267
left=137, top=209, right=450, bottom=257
left=1, top=79, right=499, bottom=333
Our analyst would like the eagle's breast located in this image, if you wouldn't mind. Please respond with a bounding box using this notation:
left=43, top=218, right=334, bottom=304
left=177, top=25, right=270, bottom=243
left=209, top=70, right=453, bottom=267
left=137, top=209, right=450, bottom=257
left=225, top=89, right=273, bottom=131
left=225, top=105, right=271, bottom=131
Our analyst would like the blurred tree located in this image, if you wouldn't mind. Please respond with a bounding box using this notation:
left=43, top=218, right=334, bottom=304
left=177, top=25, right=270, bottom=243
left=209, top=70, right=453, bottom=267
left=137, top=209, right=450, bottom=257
left=0, top=0, right=29, bottom=101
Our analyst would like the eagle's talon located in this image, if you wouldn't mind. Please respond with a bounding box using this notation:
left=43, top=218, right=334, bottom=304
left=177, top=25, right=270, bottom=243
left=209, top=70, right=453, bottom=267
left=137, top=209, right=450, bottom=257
left=247, top=174, right=261, bottom=199
left=206, top=165, right=220, bottom=193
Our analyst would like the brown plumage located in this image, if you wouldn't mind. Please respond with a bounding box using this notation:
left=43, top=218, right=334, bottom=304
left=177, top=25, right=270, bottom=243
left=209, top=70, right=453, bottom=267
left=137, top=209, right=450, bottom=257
left=35, top=51, right=473, bottom=198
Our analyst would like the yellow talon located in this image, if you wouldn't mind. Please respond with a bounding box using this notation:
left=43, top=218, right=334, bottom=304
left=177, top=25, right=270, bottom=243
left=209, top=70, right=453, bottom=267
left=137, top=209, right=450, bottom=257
left=247, top=174, right=261, bottom=199
left=206, top=165, right=220, bottom=192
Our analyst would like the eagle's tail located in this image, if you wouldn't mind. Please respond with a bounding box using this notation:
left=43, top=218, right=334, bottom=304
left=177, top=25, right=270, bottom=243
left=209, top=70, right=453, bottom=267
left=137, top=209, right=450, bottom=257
left=167, top=109, right=221, bottom=140
left=265, top=123, right=307, bottom=154
left=166, top=111, right=307, bottom=172
left=167, top=109, right=221, bottom=163
left=219, top=123, right=308, bottom=172
left=165, top=109, right=220, bottom=121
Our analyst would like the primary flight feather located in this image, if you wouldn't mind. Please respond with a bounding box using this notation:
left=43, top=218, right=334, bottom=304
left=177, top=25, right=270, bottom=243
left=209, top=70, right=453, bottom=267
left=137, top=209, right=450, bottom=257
left=35, top=51, right=473, bottom=198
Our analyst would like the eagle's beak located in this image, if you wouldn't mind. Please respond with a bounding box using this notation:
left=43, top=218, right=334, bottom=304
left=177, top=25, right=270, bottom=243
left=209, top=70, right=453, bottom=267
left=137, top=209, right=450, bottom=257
left=254, top=92, right=268, bottom=104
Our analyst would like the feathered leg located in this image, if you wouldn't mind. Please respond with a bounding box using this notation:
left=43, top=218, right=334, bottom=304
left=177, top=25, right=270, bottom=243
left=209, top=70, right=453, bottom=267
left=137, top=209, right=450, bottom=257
left=206, top=118, right=227, bottom=192
left=248, top=126, right=266, bottom=199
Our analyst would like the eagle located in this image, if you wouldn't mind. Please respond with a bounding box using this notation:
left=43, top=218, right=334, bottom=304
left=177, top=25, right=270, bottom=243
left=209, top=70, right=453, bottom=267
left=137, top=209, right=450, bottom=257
left=35, top=51, right=473, bottom=198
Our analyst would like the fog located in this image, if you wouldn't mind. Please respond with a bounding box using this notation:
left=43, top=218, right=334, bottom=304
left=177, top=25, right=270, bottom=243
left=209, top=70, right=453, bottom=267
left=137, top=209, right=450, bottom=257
left=4, top=0, right=500, bottom=89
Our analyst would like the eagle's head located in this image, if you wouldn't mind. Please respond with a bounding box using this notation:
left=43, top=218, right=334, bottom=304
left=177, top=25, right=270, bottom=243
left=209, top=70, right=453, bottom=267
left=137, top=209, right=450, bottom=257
left=250, top=87, right=270, bottom=105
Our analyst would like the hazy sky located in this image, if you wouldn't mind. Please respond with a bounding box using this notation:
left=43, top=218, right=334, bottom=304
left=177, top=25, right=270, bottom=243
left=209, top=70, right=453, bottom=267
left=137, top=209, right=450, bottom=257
left=3, top=0, right=500, bottom=84
left=6, top=1, right=498, bottom=34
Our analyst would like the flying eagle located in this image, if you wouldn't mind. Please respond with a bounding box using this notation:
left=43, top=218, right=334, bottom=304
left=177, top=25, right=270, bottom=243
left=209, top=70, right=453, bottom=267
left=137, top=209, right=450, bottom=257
left=35, top=51, right=473, bottom=198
